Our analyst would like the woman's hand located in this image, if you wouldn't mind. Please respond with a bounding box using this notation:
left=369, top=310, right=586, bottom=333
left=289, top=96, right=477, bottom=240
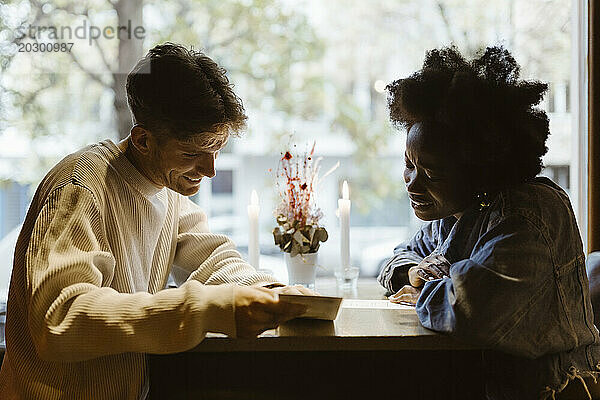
left=389, top=285, right=422, bottom=305
left=408, top=254, right=451, bottom=287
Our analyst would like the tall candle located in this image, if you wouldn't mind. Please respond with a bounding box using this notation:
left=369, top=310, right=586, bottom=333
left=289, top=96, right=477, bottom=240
left=338, top=181, right=351, bottom=269
left=247, top=190, right=260, bottom=269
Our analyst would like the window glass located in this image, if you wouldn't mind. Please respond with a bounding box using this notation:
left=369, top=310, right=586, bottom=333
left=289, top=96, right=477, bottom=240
left=0, top=0, right=576, bottom=280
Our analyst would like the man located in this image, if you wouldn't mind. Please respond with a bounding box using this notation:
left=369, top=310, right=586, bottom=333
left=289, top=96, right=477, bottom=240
left=0, top=43, right=307, bottom=399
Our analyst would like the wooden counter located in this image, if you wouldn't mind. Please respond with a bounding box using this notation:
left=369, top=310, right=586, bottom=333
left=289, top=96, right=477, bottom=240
left=147, top=279, right=486, bottom=400
left=189, top=278, right=475, bottom=352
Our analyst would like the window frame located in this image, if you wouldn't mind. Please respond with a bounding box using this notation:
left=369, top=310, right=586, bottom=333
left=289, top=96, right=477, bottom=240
left=572, top=0, right=589, bottom=250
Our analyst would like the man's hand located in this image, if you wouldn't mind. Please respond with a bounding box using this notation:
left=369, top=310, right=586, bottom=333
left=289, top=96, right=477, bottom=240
left=389, top=285, right=422, bottom=305
left=233, top=286, right=307, bottom=338
left=408, top=254, right=451, bottom=287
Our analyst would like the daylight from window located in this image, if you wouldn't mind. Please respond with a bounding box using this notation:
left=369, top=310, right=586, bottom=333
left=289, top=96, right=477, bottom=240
left=0, top=0, right=574, bottom=289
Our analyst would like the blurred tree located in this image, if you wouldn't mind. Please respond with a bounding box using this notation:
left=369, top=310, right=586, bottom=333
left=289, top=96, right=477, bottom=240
left=145, top=0, right=325, bottom=135
left=0, top=0, right=142, bottom=140
left=318, top=0, right=570, bottom=221
left=0, top=0, right=323, bottom=183
left=0, top=0, right=572, bottom=223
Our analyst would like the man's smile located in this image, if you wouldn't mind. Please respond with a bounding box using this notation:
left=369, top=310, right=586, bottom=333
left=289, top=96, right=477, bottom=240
left=184, top=176, right=202, bottom=184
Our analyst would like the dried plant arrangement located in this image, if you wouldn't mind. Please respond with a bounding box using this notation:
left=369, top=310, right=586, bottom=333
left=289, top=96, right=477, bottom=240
left=272, top=142, right=338, bottom=257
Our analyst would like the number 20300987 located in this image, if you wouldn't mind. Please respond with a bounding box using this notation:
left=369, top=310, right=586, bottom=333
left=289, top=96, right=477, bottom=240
left=18, top=42, right=74, bottom=52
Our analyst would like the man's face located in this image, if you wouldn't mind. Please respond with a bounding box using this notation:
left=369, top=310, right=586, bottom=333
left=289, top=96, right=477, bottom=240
left=146, top=134, right=222, bottom=196
left=404, top=123, right=473, bottom=221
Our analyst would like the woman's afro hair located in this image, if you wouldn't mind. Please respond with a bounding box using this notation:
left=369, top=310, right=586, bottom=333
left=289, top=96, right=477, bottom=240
left=387, top=46, right=550, bottom=189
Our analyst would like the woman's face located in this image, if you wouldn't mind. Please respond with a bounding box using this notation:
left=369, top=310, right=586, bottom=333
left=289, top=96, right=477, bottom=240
left=404, top=123, right=474, bottom=221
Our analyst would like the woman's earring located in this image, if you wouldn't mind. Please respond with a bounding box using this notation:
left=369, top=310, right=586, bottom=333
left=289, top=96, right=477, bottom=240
left=476, top=192, right=491, bottom=211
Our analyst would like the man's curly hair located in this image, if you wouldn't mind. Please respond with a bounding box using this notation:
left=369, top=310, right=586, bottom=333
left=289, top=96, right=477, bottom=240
left=387, top=46, right=549, bottom=190
left=126, top=42, right=247, bottom=146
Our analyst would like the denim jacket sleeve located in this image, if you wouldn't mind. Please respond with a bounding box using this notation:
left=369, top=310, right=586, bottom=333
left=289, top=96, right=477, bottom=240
left=377, top=220, right=440, bottom=293
left=416, top=213, right=556, bottom=359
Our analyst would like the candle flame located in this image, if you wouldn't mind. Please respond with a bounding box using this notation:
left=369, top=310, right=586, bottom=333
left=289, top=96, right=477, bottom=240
left=342, top=181, right=349, bottom=200
left=251, top=190, right=259, bottom=206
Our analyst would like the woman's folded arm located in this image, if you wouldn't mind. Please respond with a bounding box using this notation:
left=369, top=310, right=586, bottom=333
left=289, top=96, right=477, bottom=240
left=415, top=214, right=558, bottom=359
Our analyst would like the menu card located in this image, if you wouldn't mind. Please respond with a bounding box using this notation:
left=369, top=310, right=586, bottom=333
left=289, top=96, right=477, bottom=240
left=278, top=294, right=343, bottom=320
left=341, top=299, right=415, bottom=310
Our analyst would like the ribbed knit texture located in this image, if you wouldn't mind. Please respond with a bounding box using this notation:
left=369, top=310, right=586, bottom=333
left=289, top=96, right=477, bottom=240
left=0, top=140, right=275, bottom=399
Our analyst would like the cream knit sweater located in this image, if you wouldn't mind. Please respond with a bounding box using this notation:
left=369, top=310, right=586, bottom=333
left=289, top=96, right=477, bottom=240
left=0, top=140, right=274, bottom=399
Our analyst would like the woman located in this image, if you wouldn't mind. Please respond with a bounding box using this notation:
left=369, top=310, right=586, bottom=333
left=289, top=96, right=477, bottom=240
left=378, top=46, right=600, bottom=399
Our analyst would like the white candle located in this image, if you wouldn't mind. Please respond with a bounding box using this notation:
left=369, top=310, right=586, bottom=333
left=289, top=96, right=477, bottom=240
left=247, top=189, right=260, bottom=269
left=338, top=181, right=351, bottom=269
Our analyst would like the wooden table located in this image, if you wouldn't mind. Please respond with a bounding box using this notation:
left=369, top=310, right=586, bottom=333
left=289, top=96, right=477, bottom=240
left=147, top=278, right=487, bottom=400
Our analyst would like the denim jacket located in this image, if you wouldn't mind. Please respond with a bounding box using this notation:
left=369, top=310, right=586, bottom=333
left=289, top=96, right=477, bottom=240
left=378, top=177, right=600, bottom=398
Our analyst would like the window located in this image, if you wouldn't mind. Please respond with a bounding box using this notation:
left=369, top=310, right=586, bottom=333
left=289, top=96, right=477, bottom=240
left=541, top=165, right=570, bottom=191
left=0, top=0, right=582, bottom=279
left=0, top=182, right=30, bottom=238
left=211, top=170, right=233, bottom=195
left=548, top=83, right=556, bottom=113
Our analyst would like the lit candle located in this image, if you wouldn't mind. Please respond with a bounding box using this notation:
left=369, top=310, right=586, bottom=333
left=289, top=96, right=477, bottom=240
left=247, top=189, right=260, bottom=269
left=338, top=181, right=351, bottom=269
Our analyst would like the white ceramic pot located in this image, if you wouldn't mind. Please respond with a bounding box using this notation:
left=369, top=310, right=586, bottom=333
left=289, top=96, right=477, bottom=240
left=284, top=252, right=318, bottom=289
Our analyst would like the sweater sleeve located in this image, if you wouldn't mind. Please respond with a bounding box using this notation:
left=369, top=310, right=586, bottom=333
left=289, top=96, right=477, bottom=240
left=377, top=220, right=440, bottom=293
left=174, top=196, right=276, bottom=286
left=26, top=183, right=237, bottom=362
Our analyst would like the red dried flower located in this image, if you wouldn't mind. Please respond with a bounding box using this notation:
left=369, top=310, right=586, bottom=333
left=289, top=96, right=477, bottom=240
left=273, top=141, right=339, bottom=255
